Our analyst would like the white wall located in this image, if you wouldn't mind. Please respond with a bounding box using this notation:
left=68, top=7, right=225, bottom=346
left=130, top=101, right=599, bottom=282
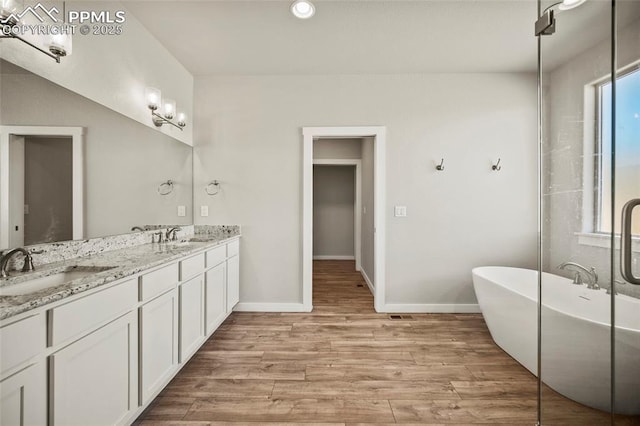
left=1, top=69, right=193, bottom=240
left=313, top=165, right=355, bottom=258
left=544, top=15, right=640, bottom=298
left=0, top=1, right=194, bottom=146
left=361, top=137, right=375, bottom=286
left=194, top=73, right=537, bottom=309
left=314, top=139, right=363, bottom=160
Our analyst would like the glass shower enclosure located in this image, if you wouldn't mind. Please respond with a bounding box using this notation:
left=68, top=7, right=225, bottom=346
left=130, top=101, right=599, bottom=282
left=537, top=0, right=640, bottom=423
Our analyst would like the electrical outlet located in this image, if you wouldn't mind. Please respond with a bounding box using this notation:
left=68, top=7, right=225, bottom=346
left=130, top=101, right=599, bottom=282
left=394, top=206, right=407, bottom=217
left=200, top=206, right=209, bottom=217
left=177, top=206, right=186, bottom=217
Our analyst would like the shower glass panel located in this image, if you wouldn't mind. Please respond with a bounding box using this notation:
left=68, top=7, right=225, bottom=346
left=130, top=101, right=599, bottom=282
left=613, top=0, right=640, bottom=424
left=538, top=0, right=640, bottom=423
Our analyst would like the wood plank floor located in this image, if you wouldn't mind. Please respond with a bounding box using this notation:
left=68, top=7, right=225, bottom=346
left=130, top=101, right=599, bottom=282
left=136, top=260, right=639, bottom=425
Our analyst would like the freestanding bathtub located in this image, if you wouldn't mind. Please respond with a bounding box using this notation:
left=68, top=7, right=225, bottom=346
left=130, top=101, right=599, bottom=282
left=472, top=266, right=640, bottom=415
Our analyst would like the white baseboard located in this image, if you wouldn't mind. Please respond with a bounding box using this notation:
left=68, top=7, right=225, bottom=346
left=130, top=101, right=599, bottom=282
left=382, top=303, right=481, bottom=314
left=233, top=302, right=311, bottom=312
left=313, top=255, right=355, bottom=260
left=360, top=269, right=374, bottom=295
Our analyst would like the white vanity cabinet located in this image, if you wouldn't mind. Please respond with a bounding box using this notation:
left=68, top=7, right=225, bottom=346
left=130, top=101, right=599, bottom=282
left=49, top=310, right=138, bottom=426
left=0, top=362, right=46, bottom=426
left=0, top=312, right=47, bottom=426
left=179, top=253, right=206, bottom=363
left=138, top=264, right=179, bottom=405
left=47, top=278, right=139, bottom=426
left=226, top=240, right=240, bottom=312
left=179, top=275, right=205, bottom=362
left=139, top=288, right=178, bottom=405
left=0, top=235, right=241, bottom=426
left=205, top=260, right=226, bottom=335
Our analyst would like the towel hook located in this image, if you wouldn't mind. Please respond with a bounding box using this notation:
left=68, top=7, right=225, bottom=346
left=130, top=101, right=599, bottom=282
left=492, top=158, right=502, bottom=171
left=157, top=180, right=174, bottom=195
left=436, top=158, right=445, bottom=171
left=205, top=180, right=221, bottom=196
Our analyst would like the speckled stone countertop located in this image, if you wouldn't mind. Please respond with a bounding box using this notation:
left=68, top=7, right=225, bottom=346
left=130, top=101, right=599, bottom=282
left=0, top=232, right=240, bottom=321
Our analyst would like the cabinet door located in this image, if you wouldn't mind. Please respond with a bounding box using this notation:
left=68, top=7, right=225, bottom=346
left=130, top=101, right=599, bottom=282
left=140, top=288, right=178, bottom=405
left=226, top=255, right=240, bottom=312
left=205, top=262, right=226, bottom=336
left=179, top=275, right=204, bottom=363
left=50, top=311, right=137, bottom=426
left=0, top=362, right=46, bottom=426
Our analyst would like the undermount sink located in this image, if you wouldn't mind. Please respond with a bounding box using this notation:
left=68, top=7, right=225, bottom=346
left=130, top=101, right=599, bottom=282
left=0, top=266, right=115, bottom=296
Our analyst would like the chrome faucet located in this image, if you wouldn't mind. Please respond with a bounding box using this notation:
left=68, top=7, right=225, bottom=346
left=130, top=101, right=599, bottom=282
left=557, top=262, right=599, bottom=290
left=0, top=248, right=35, bottom=278
left=166, top=227, right=180, bottom=241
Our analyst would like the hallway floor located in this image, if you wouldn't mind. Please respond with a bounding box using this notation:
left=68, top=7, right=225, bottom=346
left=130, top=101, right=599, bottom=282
left=137, top=260, right=636, bottom=425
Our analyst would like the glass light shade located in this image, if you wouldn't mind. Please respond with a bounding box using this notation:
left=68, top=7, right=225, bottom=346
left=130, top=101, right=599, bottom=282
left=163, top=99, right=176, bottom=119
left=0, top=0, right=23, bottom=25
left=48, top=32, right=72, bottom=57
left=177, top=112, right=187, bottom=127
left=290, top=0, right=315, bottom=19
left=559, top=0, right=587, bottom=10
left=145, top=87, right=161, bottom=111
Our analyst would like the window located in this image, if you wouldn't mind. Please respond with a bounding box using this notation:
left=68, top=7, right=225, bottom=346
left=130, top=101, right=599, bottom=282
left=595, top=66, right=640, bottom=235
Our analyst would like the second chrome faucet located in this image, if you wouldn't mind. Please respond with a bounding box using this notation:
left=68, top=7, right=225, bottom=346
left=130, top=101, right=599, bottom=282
left=558, top=262, right=599, bottom=290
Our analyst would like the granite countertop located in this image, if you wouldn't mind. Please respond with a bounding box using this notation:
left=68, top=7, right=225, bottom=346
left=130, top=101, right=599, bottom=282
left=0, top=234, right=239, bottom=321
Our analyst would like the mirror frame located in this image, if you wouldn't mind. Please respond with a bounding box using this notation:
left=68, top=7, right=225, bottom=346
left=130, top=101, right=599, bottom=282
left=0, top=125, right=84, bottom=248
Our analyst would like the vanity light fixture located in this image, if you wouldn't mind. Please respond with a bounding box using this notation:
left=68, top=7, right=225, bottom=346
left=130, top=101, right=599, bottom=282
left=290, top=0, right=315, bottom=19
left=0, top=0, right=72, bottom=63
left=145, top=87, right=187, bottom=130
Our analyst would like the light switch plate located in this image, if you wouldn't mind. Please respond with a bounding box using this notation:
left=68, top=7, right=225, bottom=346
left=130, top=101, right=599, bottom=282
left=200, top=206, right=209, bottom=217
left=177, top=206, right=186, bottom=217
left=394, top=206, right=407, bottom=217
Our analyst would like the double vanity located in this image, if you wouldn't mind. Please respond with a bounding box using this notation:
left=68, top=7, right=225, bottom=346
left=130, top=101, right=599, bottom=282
left=0, top=226, right=241, bottom=425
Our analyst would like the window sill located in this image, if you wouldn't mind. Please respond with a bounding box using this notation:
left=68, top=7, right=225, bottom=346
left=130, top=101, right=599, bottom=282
left=576, top=232, right=640, bottom=253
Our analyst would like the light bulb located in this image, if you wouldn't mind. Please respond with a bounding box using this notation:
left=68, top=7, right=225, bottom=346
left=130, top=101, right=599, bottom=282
left=291, top=0, right=315, bottom=19
left=163, top=99, right=176, bottom=120
left=559, top=0, right=587, bottom=10
left=48, top=32, right=71, bottom=57
left=177, top=112, right=187, bottom=127
left=145, top=87, right=161, bottom=111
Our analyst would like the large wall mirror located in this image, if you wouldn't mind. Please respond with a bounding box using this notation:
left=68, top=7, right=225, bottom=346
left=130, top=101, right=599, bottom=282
left=0, top=60, right=193, bottom=249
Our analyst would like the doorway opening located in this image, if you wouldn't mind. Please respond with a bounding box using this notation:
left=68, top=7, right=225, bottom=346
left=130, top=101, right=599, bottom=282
left=302, top=126, right=386, bottom=312
left=0, top=126, right=84, bottom=249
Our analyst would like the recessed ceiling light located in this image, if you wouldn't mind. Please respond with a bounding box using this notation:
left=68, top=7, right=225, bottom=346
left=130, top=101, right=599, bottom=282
left=558, top=0, right=587, bottom=11
left=291, top=0, right=315, bottom=19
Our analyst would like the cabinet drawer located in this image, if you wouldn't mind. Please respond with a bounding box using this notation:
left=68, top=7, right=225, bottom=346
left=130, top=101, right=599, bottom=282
left=140, top=263, right=178, bottom=301
left=227, top=239, right=240, bottom=257
left=0, top=314, right=45, bottom=376
left=206, top=245, right=226, bottom=268
left=49, top=278, right=137, bottom=347
left=180, top=253, right=205, bottom=281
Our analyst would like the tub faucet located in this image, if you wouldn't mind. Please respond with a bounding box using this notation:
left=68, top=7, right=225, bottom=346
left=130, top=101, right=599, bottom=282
left=0, top=248, right=35, bottom=278
left=557, top=262, right=599, bottom=290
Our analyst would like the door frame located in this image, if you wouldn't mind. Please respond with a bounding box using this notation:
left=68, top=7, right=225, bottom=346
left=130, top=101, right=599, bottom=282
left=303, top=126, right=386, bottom=312
left=0, top=125, right=84, bottom=248
left=312, top=159, right=362, bottom=271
